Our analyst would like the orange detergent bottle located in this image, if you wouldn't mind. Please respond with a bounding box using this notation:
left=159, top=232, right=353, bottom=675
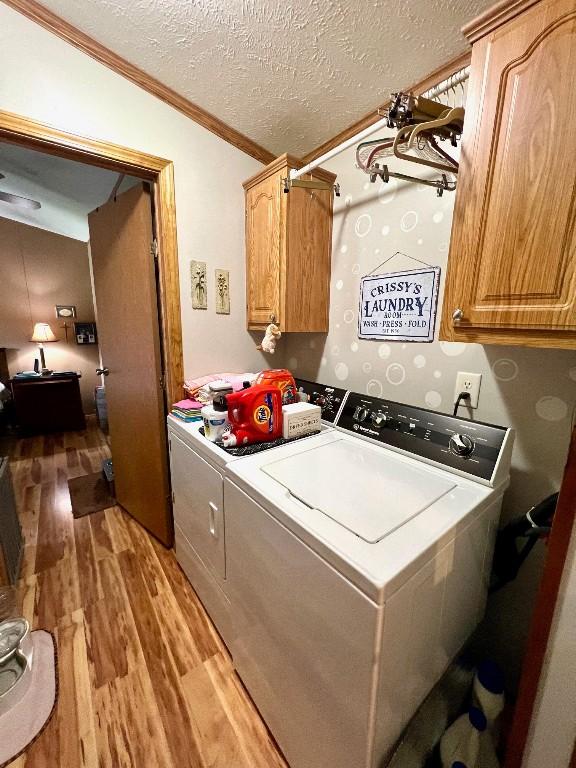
left=221, top=385, right=283, bottom=447
left=255, top=369, right=297, bottom=405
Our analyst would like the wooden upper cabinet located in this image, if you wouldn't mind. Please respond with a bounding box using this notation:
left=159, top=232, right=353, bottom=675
left=245, top=171, right=281, bottom=328
left=440, top=0, right=576, bottom=349
left=243, top=154, right=336, bottom=332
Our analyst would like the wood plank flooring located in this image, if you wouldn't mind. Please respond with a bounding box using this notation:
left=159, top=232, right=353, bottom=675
left=4, top=419, right=287, bottom=768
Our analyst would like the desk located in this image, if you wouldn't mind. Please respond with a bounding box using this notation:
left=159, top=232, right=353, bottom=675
left=10, top=374, right=86, bottom=434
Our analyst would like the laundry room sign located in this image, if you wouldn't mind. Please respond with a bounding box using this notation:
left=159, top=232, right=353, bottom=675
left=358, top=266, right=440, bottom=342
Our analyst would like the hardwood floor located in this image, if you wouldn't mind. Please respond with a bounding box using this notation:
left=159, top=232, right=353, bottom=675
left=5, top=418, right=287, bottom=768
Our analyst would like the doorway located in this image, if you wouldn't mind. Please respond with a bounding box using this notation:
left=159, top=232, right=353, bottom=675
left=0, top=109, right=183, bottom=406
left=0, top=109, right=183, bottom=547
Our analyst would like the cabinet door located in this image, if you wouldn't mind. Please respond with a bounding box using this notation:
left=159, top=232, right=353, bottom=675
left=442, top=0, right=576, bottom=345
left=245, top=173, right=282, bottom=329
left=169, top=434, right=225, bottom=581
left=284, top=184, right=333, bottom=332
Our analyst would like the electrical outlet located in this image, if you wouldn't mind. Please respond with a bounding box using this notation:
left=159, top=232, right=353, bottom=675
left=454, top=371, right=482, bottom=409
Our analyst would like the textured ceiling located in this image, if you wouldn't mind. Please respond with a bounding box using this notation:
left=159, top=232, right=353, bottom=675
left=0, top=142, right=138, bottom=240
left=31, top=0, right=493, bottom=157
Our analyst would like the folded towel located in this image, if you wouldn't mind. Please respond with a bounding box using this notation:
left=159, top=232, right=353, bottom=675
left=173, top=398, right=204, bottom=410
left=171, top=413, right=202, bottom=423
left=184, top=372, right=257, bottom=401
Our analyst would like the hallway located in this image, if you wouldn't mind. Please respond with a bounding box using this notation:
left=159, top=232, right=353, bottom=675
left=6, top=420, right=286, bottom=768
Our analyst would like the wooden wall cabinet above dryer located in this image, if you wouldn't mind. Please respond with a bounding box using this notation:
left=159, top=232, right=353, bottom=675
left=243, top=154, right=336, bottom=332
left=440, top=0, right=576, bottom=349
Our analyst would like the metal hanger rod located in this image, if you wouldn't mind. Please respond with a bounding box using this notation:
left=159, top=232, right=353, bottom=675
left=422, top=66, right=470, bottom=101
left=290, top=116, right=390, bottom=181
left=290, top=66, right=470, bottom=182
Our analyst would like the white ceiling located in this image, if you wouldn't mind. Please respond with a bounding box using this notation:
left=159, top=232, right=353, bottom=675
left=34, top=0, right=493, bottom=157
left=0, top=143, right=139, bottom=240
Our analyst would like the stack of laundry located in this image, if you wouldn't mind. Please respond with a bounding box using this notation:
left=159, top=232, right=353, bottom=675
left=184, top=372, right=257, bottom=403
left=171, top=398, right=203, bottom=423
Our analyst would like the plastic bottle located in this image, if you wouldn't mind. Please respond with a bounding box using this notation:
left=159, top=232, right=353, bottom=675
left=201, top=395, right=229, bottom=443
left=207, top=380, right=233, bottom=400
left=473, top=660, right=505, bottom=729
left=255, top=369, right=297, bottom=404
left=440, top=707, right=487, bottom=768
left=222, top=385, right=282, bottom=447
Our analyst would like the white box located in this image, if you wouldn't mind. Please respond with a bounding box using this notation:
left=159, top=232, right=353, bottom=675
left=282, top=403, right=322, bottom=439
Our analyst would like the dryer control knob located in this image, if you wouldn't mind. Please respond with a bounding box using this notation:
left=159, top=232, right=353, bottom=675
left=371, top=410, right=386, bottom=428
left=353, top=406, right=370, bottom=422
left=449, top=433, right=475, bottom=457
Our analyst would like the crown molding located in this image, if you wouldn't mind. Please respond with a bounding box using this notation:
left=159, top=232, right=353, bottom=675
left=463, top=0, right=542, bottom=43
left=1, top=0, right=276, bottom=165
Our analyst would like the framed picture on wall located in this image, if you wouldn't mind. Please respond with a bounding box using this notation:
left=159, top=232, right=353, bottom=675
left=55, top=304, right=76, bottom=318
left=74, top=322, right=97, bottom=345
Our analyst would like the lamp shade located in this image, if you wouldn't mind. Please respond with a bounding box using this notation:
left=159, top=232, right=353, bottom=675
left=30, top=322, right=57, bottom=343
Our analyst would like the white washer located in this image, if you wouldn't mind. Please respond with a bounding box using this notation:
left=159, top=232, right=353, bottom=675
left=225, top=391, right=514, bottom=768
left=167, top=379, right=347, bottom=644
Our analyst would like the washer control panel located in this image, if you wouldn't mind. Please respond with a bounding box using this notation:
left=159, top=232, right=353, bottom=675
left=294, top=379, right=348, bottom=424
left=338, top=392, right=508, bottom=481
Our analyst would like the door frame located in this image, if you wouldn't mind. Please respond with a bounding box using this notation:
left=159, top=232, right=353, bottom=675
left=505, top=427, right=576, bottom=767
left=0, top=108, right=183, bottom=407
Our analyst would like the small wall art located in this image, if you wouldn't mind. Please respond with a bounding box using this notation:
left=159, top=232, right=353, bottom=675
left=358, top=265, right=441, bottom=342
left=215, top=269, right=230, bottom=314
left=191, top=260, right=207, bottom=309
left=55, top=305, right=76, bottom=318
left=74, top=321, right=98, bottom=345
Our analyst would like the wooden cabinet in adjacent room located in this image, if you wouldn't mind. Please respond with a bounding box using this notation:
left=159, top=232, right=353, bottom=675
left=10, top=374, right=86, bottom=434
left=243, top=154, right=336, bottom=332
left=440, top=0, right=576, bottom=349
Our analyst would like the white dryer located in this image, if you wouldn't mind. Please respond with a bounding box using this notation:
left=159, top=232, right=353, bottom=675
left=167, top=379, right=347, bottom=644
left=224, top=390, right=514, bottom=768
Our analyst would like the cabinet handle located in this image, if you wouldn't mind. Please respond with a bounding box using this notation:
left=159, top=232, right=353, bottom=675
left=208, top=502, right=218, bottom=538
left=452, top=308, right=464, bottom=323
left=269, top=313, right=277, bottom=323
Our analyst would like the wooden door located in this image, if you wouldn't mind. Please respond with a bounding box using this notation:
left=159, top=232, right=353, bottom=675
left=441, top=0, right=576, bottom=346
left=88, top=184, right=172, bottom=546
left=245, top=172, right=282, bottom=329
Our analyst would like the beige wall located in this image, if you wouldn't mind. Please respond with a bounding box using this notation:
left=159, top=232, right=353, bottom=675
left=0, top=4, right=272, bottom=385
left=0, top=217, right=99, bottom=412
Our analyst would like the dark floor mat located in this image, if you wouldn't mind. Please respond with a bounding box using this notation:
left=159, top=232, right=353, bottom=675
left=68, top=472, right=115, bottom=519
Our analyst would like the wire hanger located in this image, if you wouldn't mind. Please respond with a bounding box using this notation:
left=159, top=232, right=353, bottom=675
left=393, top=125, right=459, bottom=175
left=367, top=251, right=436, bottom=276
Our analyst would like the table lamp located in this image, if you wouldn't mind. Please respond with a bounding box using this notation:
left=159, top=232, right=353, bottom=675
left=30, top=322, right=57, bottom=375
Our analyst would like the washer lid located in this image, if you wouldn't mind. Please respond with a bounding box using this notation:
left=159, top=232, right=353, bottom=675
left=262, top=438, right=456, bottom=543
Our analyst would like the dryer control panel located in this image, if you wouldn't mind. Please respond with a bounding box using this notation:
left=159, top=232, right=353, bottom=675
left=294, top=379, right=347, bottom=424
left=337, top=392, right=510, bottom=483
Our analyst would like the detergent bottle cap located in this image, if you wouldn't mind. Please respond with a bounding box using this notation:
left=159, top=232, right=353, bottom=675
left=213, top=395, right=228, bottom=412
